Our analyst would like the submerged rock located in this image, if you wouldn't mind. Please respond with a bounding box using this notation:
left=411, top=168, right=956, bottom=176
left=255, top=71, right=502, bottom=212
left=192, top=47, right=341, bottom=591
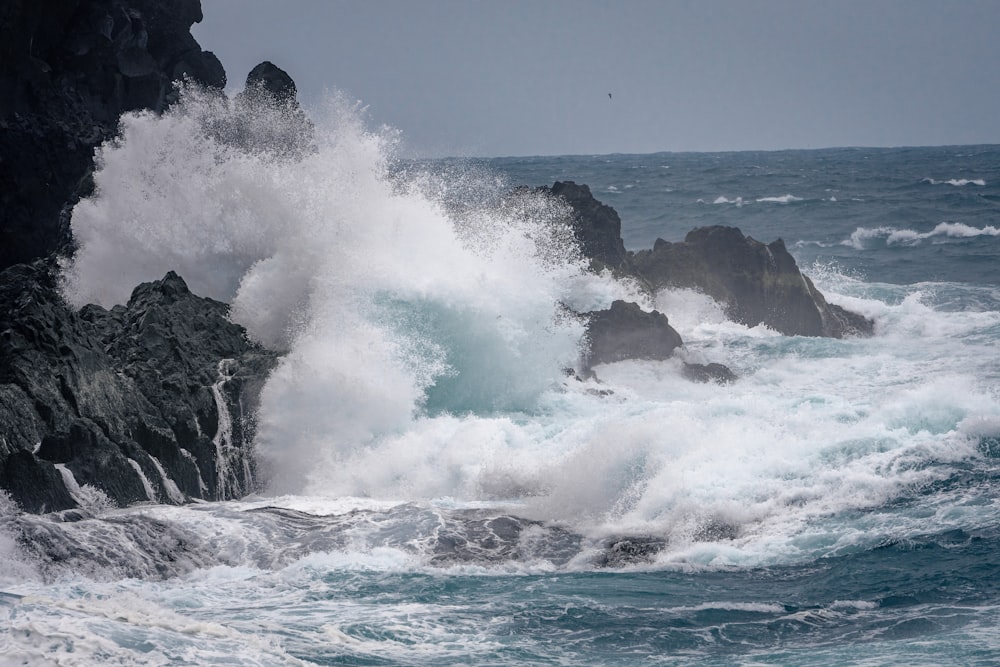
left=0, top=262, right=277, bottom=512
left=595, top=536, right=667, bottom=567
left=629, top=226, right=873, bottom=337
left=682, top=362, right=738, bottom=385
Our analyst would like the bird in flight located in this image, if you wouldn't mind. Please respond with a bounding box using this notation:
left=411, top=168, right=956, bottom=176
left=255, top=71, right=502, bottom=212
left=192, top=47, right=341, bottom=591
left=608, top=93, right=612, bottom=99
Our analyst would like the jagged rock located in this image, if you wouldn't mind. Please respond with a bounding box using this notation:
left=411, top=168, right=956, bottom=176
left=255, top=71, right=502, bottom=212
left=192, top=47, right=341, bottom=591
left=0, top=0, right=225, bottom=271
left=0, top=262, right=277, bottom=512
left=629, top=226, right=873, bottom=338
left=244, top=61, right=297, bottom=104
left=536, top=181, right=630, bottom=271
left=531, top=182, right=873, bottom=338
left=202, top=60, right=315, bottom=159
left=585, top=300, right=683, bottom=369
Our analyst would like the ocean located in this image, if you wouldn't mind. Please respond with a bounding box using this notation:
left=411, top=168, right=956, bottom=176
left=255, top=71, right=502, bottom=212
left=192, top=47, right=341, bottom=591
left=2, top=91, right=999, bottom=665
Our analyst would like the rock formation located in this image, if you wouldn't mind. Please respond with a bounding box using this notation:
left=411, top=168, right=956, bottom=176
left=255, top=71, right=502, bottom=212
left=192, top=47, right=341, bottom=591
left=0, top=0, right=279, bottom=514
left=629, top=226, right=873, bottom=338
left=545, top=182, right=873, bottom=339
left=0, top=0, right=225, bottom=271
left=205, top=60, right=316, bottom=159
left=585, top=300, right=683, bottom=369
left=534, top=182, right=630, bottom=271
left=0, top=262, right=276, bottom=513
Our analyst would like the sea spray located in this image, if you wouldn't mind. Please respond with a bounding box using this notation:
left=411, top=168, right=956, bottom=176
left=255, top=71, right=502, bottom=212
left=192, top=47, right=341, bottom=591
left=60, top=86, right=612, bottom=498
left=14, top=140, right=1000, bottom=665
left=57, top=88, right=1000, bottom=549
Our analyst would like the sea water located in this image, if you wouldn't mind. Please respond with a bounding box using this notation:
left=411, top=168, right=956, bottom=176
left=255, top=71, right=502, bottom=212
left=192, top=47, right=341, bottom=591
left=2, top=89, right=999, bottom=665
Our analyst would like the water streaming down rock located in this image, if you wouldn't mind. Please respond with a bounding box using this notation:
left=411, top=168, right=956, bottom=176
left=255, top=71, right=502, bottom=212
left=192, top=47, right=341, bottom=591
left=0, top=262, right=276, bottom=511
left=210, top=358, right=248, bottom=500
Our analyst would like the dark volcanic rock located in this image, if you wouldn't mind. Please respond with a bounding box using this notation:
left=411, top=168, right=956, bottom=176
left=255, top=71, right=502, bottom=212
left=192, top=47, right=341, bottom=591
left=529, top=182, right=872, bottom=339
left=536, top=181, right=629, bottom=271
left=245, top=61, right=297, bottom=104
left=0, top=0, right=225, bottom=271
left=0, top=262, right=277, bottom=512
left=585, top=300, right=683, bottom=369
left=629, top=226, right=874, bottom=338
left=205, top=60, right=315, bottom=159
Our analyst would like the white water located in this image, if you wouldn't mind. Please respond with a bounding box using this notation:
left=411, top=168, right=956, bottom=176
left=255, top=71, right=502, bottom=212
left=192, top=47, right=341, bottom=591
left=54, top=87, right=1000, bottom=562
left=844, top=222, right=1000, bottom=248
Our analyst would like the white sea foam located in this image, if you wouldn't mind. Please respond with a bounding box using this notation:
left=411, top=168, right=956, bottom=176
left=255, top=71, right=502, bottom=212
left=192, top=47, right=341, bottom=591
left=55, top=86, right=1000, bottom=573
left=756, top=194, right=803, bottom=203
left=923, top=177, right=986, bottom=186
left=61, top=87, right=603, bottom=499
left=710, top=195, right=744, bottom=206
left=127, top=459, right=157, bottom=502
left=843, top=222, right=1000, bottom=249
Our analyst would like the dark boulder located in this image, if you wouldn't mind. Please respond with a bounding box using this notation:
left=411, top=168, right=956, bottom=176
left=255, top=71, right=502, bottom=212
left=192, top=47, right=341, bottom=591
left=244, top=61, right=297, bottom=105
left=205, top=60, right=315, bottom=159
left=0, top=0, right=225, bottom=271
left=585, top=300, right=683, bottom=370
left=629, top=226, right=874, bottom=338
left=0, top=262, right=277, bottom=512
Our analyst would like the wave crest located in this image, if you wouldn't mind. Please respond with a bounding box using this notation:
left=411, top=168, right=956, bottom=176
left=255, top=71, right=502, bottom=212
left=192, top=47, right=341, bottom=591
left=843, top=222, right=1000, bottom=249
left=922, top=177, right=986, bottom=186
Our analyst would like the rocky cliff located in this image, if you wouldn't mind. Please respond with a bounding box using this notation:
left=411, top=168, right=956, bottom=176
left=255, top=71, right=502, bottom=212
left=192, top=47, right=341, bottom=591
left=0, top=262, right=276, bottom=512
left=0, top=0, right=225, bottom=271
left=0, top=0, right=277, bottom=513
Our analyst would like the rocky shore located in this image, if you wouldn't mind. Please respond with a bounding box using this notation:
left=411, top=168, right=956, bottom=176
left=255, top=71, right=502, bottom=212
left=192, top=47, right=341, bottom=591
left=0, top=0, right=873, bottom=514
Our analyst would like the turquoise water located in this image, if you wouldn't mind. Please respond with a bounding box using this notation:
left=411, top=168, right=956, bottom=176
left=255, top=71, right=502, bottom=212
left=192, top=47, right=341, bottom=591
left=2, top=90, right=999, bottom=664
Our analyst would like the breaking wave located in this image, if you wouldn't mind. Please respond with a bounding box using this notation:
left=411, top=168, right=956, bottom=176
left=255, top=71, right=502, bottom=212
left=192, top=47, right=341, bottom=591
left=923, top=177, right=986, bottom=186
left=844, top=222, right=1000, bottom=249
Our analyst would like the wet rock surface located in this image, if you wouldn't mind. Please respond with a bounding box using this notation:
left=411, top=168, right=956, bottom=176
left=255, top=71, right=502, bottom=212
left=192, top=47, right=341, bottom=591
left=585, top=300, right=683, bottom=370
left=0, top=262, right=276, bottom=512
left=629, top=225, right=873, bottom=338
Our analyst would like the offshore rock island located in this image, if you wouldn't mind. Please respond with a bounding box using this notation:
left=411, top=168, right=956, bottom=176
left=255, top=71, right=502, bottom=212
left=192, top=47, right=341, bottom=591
left=0, top=0, right=872, bottom=514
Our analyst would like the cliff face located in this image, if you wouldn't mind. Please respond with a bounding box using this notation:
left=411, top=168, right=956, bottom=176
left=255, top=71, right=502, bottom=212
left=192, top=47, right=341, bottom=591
left=0, top=0, right=225, bottom=270
left=0, top=1, right=281, bottom=513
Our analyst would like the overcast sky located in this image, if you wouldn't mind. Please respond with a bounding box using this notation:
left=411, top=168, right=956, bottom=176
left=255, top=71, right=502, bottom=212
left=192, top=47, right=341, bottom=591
left=192, top=0, right=1000, bottom=158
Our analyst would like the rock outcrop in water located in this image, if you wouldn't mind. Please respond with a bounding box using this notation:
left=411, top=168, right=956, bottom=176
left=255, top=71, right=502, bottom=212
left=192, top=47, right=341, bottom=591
left=0, top=0, right=225, bottom=271
left=629, top=226, right=873, bottom=337
left=545, top=181, right=873, bottom=339
left=205, top=60, right=316, bottom=159
left=0, top=262, right=277, bottom=513
left=585, top=300, right=683, bottom=368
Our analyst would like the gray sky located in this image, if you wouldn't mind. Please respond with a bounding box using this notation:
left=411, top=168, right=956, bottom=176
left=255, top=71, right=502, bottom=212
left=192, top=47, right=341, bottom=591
left=192, top=0, right=1000, bottom=157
